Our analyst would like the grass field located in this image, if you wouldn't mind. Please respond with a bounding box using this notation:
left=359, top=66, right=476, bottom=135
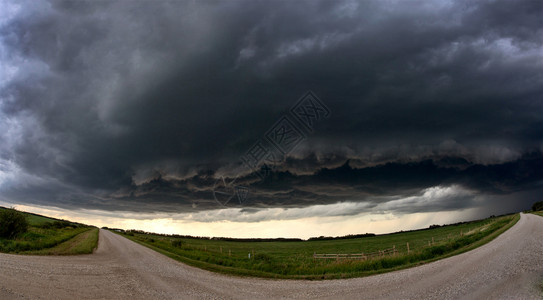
left=532, top=211, right=543, bottom=217
left=25, top=212, right=57, bottom=226
left=0, top=207, right=98, bottom=255
left=115, top=213, right=519, bottom=279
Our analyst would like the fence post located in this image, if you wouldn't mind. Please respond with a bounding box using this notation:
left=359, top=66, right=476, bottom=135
left=407, top=242, right=410, bottom=254
left=393, top=245, right=396, bottom=255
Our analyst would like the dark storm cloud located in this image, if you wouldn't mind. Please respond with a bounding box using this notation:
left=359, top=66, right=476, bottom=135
left=1, top=0, right=542, bottom=216
left=84, top=151, right=542, bottom=213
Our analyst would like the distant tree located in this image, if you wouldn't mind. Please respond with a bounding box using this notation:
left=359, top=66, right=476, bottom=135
left=532, top=201, right=543, bottom=212
left=0, top=208, right=29, bottom=239
left=51, top=220, right=71, bottom=228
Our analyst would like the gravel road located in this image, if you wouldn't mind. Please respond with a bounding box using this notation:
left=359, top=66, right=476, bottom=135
left=1, top=213, right=542, bottom=299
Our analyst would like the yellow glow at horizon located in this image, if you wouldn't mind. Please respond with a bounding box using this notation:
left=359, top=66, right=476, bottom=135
left=10, top=203, right=480, bottom=239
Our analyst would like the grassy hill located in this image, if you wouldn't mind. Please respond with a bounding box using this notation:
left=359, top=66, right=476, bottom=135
left=114, top=213, right=519, bottom=279
left=0, top=207, right=98, bottom=255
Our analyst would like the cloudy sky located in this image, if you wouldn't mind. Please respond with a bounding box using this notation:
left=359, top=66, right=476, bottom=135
left=1, top=0, right=542, bottom=238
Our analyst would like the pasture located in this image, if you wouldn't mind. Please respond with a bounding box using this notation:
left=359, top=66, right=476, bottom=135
left=116, top=213, right=518, bottom=279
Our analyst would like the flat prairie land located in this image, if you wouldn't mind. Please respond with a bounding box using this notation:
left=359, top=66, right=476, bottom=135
left=117, top=213, right=519, bottom=279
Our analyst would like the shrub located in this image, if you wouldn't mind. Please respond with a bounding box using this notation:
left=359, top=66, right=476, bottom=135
left=254, top=253, right=272, bottom=262
left=171, top=239, right=183, bottom=248
left=532, top=201, right=543, bottom=212
left=52, top=221, right=71, bottom=228
left=0, top=209, right=29, bottom=239
left=40, top=221, right=71, bottom=229
left=39, top=223, right=53, bottom=229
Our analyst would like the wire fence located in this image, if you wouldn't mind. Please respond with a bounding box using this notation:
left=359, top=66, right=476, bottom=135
left=313, top=246, right=398, bottom=260
left=312, top=223, right=494, bottom=261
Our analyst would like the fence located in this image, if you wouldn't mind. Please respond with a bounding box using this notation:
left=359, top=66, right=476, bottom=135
left=313, top=246, right=398, bottom=260
left=312, top=224, right=492, bottom=261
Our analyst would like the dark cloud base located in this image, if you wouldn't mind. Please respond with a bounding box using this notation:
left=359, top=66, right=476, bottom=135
left=4, top=152, right=542, bottom=215
left=120, top=151, right=543, bottom=211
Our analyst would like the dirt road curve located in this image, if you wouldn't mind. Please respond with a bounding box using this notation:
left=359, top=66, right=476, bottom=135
left=1, top=213, right=542, bottom=299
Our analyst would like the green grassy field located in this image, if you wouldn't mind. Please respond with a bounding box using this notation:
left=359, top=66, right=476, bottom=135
left=25, top=212, right=57, bottom=226
left=115, top=213, right=519, bottom=279
left=532, top=211, right=543, bottom=217
left=0, top=207, right=98, bottom=255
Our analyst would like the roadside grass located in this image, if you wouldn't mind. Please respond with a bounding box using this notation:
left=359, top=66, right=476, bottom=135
left=22, top=227, right=99, bottom=255
left=531, top=211, right=543, bottom=217
left=0, top=207, right=98, bottom=255
left=115, top=213, right=519, bottom=279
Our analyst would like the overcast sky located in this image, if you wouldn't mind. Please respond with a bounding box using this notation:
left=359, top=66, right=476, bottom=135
left=1, top=0, right=542, bottom=237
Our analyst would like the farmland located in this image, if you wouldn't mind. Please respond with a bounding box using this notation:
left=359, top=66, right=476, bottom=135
left=115, top=213, right=519, bottom=279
